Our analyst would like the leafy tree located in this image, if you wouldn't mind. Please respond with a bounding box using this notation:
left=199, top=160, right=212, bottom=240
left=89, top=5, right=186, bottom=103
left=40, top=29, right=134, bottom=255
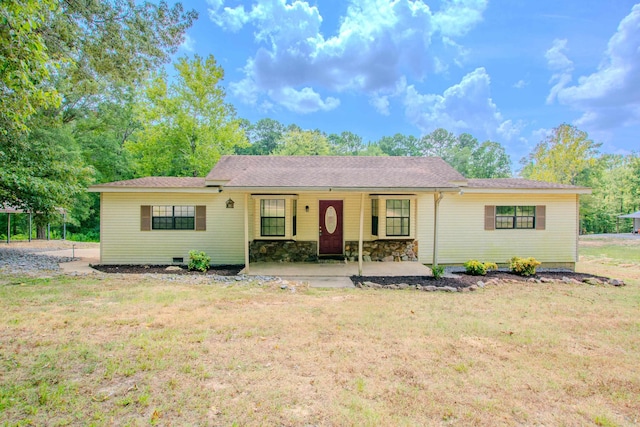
left=1, top=0, right=196, bottom=219
left=520, top=124, right=600, bottom=185
left=469, top=141, right=512, bottom=178
left=376, top=134, right=420, bottom=156
left=274, top=129, right=331, bottom=156
left=328, top=131, right=364, bottom=155
left=127, top=55, right=247, bottom=177
left=238, top=118, right=285, bottom=155
left=0, top=0, right=59, bottom=133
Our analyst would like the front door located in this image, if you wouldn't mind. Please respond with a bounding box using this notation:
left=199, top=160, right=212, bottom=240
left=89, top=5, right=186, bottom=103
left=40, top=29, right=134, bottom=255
left=319, top=200, right=343, bottom=255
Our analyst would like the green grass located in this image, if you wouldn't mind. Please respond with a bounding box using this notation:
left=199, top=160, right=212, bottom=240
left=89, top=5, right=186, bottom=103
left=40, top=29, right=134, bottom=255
left=0, top=273, right=639, bottom=425
left=580, top=243, right=640, bottom=263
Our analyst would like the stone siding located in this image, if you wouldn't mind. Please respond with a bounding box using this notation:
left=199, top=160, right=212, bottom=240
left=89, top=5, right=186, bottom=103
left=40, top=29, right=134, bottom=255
left=250, top=240, right=318, bottom=262
left=345, top=240, right=418, bottom=262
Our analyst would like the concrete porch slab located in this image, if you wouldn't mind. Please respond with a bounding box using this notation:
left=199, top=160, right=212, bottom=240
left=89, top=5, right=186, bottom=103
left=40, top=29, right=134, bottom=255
left=241, top=261, right=432, bottom=278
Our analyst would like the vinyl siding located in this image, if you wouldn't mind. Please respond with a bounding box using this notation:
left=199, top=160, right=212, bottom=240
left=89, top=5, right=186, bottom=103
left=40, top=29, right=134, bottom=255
left=416, top=194, right=435, bottom=264
left=100, top=192, right=246, bottom=265
left=437, top=193, right=579, bottom=264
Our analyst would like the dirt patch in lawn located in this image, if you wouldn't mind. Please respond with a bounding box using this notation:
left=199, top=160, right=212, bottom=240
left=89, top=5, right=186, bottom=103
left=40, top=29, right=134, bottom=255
left=91, top=264, right=244, bottom=276
left=352, top=270, right=612, bottom=288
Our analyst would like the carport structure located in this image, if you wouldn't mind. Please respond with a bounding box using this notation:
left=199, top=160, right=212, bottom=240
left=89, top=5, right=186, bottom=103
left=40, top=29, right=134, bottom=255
left=1, top=205, right=67, bottom=243
left=619, top=211, right=640, bottom=233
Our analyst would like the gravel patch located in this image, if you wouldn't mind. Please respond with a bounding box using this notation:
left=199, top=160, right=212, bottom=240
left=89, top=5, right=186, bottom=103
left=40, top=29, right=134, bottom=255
left=0, top=247, right=75, bottom=275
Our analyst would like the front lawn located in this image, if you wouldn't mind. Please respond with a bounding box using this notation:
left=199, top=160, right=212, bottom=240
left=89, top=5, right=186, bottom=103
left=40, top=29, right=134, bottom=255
left=1, top=274, right=638, bottom=426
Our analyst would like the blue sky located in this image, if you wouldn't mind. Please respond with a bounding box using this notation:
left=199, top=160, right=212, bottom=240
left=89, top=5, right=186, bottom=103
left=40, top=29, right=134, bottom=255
left=177, top=0, right=640, bottom=163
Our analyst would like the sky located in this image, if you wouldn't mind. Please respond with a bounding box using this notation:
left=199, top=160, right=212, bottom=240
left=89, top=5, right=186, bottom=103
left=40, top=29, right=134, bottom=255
left=176, top=0, right=640, bottom=164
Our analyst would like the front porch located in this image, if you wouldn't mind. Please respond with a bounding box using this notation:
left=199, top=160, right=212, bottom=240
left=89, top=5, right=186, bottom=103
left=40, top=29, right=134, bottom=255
left=241, top=261, right=432, bottom=277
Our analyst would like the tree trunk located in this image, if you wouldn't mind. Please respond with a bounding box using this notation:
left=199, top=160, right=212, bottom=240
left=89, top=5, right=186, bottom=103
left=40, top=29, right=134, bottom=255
left=36, top=225, right=47, bottom=240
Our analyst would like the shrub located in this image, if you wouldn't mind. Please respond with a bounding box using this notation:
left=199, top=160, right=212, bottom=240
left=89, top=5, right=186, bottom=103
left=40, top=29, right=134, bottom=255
left=431, top=265, right=445, bottom=279
left=509, top=256, right=541, bottom=277
left=188, top=250, right=211, bottom=272
left=463, top=260, right=498, bottom=276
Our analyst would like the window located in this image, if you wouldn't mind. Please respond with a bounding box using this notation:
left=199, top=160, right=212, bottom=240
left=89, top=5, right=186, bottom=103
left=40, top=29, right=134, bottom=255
left=496, top=205, right=535, bottom=229
left=260, top=199, right=285, bottom=236
left=292, top=199, right=297, bottom=236
left=371, top=199, right=378, bottom=236
left=152, top=206, right=195, bottom=230
left=386, top=199, right=410, bottom=236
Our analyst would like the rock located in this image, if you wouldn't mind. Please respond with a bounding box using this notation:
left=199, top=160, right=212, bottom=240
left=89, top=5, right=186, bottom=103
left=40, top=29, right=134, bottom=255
left=561, top=276, right=572, bottom=284
left=437, top=286, right=457, bottom=292
left=540, top=277, right=554, bottom=283
left=527, top=278, right=537, bottom=283
left=423, top=285, right=437, bottom=292
left=363, top=255, right=372, bottom=262
left=363, top=281, right=378, bottom=288
left=469, top=285, right=479, bottom=291
left=461, top=287, right=471, bottom=292
left=476, top=281, right=485, bottom=288
left=388, top=284, right=399, bottom=290
left=382, top=256, right=394, bottom=262
left=165, top=266, right=182, bottom=271
left=583, top=278, right=603, bottom=286
left=280, top=285, right=288, bottom=290
left=397, top=283, right=409, bottom=289
left=608, top=279, right=625, bottom=287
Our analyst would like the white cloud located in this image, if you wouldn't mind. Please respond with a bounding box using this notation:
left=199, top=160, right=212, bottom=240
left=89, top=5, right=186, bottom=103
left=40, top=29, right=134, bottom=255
left=497, top=119, right=525, bottom=140
left=209, top=0, right=488, bottom=113
left=181, top=34, right=195, bottom=52
left=269, top=87, right=340, bottom=114
left=513, top=79, right=528, bottom=89
left=545, top=39, right=573, bottom=104
left=403, top=67, right=510, bottom=138
left=551, top=5, right=640, bottom=129
left=370, top=95, right=390, bottom=115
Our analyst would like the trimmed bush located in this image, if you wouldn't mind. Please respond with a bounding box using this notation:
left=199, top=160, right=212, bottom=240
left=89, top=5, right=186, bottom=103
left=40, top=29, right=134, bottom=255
left=463, top=260, right=498, bottom=276
left=509, top=256, right=541, bottom=277
left=188, top=250, right=211, bottom=272
left=431, top=265, right=445, bottom=279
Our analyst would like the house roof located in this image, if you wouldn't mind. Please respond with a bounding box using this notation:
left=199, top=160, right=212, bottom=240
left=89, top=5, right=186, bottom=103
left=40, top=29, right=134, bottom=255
left=91, top=177, right=206, bottom=188
left=205, top=155, right=466, bottom=190
left=466, top=178, right=588, bottom=190
left=619, top=211, right=640, bottom=219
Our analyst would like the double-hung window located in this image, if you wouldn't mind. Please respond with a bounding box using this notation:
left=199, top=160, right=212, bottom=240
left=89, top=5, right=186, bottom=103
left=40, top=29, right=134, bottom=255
left=152, top=206, right=195, bottom=230
left=496, top=206, right=535, bottom=229
left=386, top=199, right=410, bottom=236
left=260, top=199, right=285, bottom=237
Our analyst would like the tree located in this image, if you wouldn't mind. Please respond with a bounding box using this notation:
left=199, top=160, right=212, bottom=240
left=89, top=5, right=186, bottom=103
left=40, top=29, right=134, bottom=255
left=239, top=118, right=285, bottom=155
left=1, top=0, right=196, bottom=218
left=328, top=131, right=364, bottom=155
left=376, top=134, right=420, bottom=156
left=520, top=124, right=600, bottom=185
left=0, top=0, right=59, bottom=133
left=274, top=129, right=331, bottom=156
left=469, top=141, right=511, bottom=178
left=127, top=55, right=247, bottom=177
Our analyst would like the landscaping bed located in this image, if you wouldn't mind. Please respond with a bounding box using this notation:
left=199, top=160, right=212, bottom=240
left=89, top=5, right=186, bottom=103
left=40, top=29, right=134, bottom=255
left=91, top=264, right=244, bottom=276
left=352, top=270, right=619, bottom=290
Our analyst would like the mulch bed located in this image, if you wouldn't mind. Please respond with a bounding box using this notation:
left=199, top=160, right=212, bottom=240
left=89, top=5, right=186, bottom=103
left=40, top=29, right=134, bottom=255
left=91, top=265, right=244, bottom=276
left=351, top=271, right=611, bottom=289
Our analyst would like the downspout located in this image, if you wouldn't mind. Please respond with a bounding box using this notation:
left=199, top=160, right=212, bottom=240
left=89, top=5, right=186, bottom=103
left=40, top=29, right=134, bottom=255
left=358, top=192, right=364, bottom=276
left=244, top=193, right=250, bottom=274
left=432, top=192, right=444, bottom=267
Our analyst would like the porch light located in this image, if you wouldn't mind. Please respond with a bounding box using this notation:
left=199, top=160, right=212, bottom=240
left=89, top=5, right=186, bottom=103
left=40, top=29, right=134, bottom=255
left=305, top=205, right=309, bottom=212
left=226, top=198, right=235, bottom=208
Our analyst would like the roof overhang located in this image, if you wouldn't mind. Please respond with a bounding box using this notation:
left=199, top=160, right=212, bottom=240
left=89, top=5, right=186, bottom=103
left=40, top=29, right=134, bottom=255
left=460, top=188, right=592, bottom=195
left=217, top=186, right=461, bottom=193
left=88, top=187, right=221, bottom=194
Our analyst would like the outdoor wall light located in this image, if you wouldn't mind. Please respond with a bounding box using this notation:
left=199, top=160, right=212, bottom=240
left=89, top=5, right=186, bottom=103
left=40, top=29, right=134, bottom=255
left=305, top=205, right=309, bottom=212
left=226, top=198, right=235, bottom=208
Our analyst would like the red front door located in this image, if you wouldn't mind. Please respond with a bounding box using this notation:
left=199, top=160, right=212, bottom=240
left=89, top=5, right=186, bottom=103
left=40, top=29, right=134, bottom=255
left=319, top=200, right=343, bottom=255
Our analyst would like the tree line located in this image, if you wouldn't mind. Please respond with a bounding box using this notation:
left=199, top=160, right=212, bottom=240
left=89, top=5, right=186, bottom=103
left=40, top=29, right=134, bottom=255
left=1, top=1, right=638, bottom=239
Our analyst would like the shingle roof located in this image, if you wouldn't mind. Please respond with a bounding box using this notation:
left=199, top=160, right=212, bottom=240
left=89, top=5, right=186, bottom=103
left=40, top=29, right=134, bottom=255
left=92, top=177, right=206, bottom=188
left=205, top=155, right=466, bottom=189
left=466, top=178, right=588, bottom=190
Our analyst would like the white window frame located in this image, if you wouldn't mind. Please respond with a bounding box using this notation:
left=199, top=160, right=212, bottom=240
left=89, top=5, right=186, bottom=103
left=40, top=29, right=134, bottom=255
left=252, top=195, right=299, bottom=240
left=370, top=195, right=416, bottom=239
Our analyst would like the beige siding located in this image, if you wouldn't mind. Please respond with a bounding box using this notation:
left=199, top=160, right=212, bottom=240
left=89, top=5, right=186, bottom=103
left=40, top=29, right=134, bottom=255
left=437, top=193, right=579, bottom=264
left=416, top=194, right=435, bottom=264
left=100, top=192, right=246, bottom=265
